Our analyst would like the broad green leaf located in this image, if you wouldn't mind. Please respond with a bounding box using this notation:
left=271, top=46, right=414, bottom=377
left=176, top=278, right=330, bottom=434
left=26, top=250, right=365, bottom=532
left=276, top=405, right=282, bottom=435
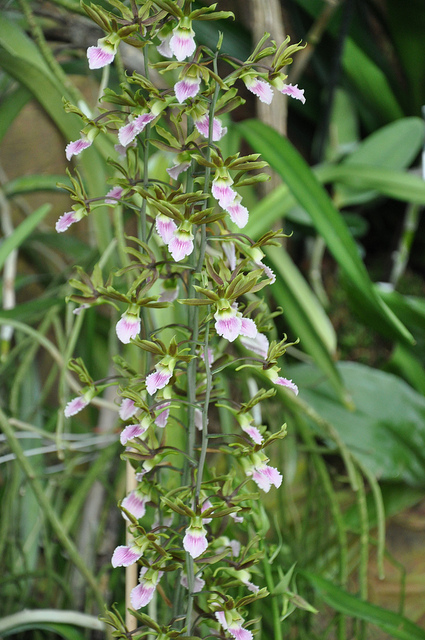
left=330, top=165, right=425, bottom=207
left=0, top=204, right=51, bottom=271
left=291, top=361, right=425, bottom=486
left=267, top=246, right=336, bottom=353
left=335, top=117, right=424, bottom=205
left=265, top=246, right=346, bottom=400
left=238, top=119, right=413, bottom=345
left=0, top=84, right=31, bottom=144
left=300, top=570, right=425, bottom=640
left=343, top=118, right=424, bottom=169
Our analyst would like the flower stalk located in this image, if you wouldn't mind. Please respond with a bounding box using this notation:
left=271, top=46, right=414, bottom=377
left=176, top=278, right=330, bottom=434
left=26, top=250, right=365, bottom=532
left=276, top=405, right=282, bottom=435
left=58, top=3, right=305, bottom=638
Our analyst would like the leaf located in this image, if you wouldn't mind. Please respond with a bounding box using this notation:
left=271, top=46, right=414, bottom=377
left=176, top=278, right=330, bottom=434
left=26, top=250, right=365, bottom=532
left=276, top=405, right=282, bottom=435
left=2, top=623, right=86, bottom=639
left=300, top=570, right=425, bottom=640
left=291, top=361, right=425, bottom=485
left=0, top=15, right=81, bottom=138
left=335, top=117, right=425, bottom=205
left=0, top=204, right=51, bottom=271
left=245, top=182, right=296, bottom=239
left=325, top=88, right=359, bottom=162
left=389, top=344, right=425, bottom=396
left=378, top=288, right=425, bottom=337
left=0, top=610, right=104, bottom=638
left=265, top=245, right=347, bottom=401
left=0, top=298, right=62, bottom=322
left=330, top=165, right=425, bottom=207
left=343, top=117, right=424, bottom=169
left=238, top=119, right=413, bottom=345
left=343, top=481, right=425, bottom=534
left=0, top=84, right=31, bottom=144
left=342, top=39, right=404, bottom=125
left=3, top=175, right=71, bottom=197
left=0, top=15, right=115, bottom=252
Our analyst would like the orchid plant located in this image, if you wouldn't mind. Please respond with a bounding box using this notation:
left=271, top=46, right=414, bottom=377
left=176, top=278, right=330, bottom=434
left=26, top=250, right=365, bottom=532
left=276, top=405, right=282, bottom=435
left=59, top=1, right=305, bottom=637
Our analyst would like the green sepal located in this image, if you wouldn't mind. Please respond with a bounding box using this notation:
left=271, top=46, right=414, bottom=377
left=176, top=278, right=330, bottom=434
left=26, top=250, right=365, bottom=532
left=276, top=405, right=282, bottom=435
left=153, top=0, right=182, bottom=17
left=67, top=357, right=94, bottom=386
left=236, top=587, right=269, bottom=608
left=193, top=286, right=220, bottom=302
left=132, top=339, right=166, bottom=355
left=239, top=388, right=276, bottom=413
left=233, top=173, right=271, bottom=188
left=81, top=2, right=111, bottom=30
left=161, top=496, right=194, bottom=517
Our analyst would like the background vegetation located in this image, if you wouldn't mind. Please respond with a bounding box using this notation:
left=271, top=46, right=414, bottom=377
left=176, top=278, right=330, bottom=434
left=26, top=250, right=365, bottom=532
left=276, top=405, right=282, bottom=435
left=1, top=0, right=425, bottom=638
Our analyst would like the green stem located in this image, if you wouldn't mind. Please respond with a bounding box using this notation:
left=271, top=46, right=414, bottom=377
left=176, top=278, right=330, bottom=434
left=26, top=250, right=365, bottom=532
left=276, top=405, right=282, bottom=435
left=262, top=555, right=283, bottom=640
left=184, top=51, right=221, bottom=635
left=139, top=45, right=151, bottom=244
left=0, top=408, right=105, bottom=611
left=356, top=460, right=385, bottom=580
left=195, top=319, right=211, bottom=501
left=355, top=469, right=369, bottom=640
left=57, top=307, right=85, bottom=456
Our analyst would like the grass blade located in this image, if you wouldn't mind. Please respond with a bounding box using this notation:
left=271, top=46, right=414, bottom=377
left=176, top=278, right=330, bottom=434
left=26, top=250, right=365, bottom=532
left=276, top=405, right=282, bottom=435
left=300, top=570, right=425, bottom=640
left=0, top=204, right=51, bottom=271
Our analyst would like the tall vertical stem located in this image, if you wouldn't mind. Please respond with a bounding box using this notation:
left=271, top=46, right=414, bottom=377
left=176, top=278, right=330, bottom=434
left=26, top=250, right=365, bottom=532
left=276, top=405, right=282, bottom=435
left=185, top=53, right=220, bottom=633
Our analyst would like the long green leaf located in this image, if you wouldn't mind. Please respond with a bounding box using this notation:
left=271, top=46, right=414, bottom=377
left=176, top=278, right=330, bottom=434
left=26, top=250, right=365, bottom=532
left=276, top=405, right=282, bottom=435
left=342, top=39, right=404, bottom=125
left=301, top=570, right=425, bottom=640
left=0, top=609, right=104, bottom=638
left=327, top=164, right=425, bottom=206
left=343, top=117, right=424, bottom=169
left=0, top=15, right=114, bottom=252
left=0, top=85, right=31, bottom=144
left=0, top=204, right=51, bottom=271
left=0, top=298, right=62, bottom=321
left=334, top=117, right=425, bottom=204
left=2, top=623, right=86, bottom=639
left=389, top=344, right=425, bottom=396
left=3, top=175, right=70, bottom=197
left=238, top=119, right=413, bottom=344
left=343, top=481, right=424, bottom=533
left=265, top=246, right=347, bottom=400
